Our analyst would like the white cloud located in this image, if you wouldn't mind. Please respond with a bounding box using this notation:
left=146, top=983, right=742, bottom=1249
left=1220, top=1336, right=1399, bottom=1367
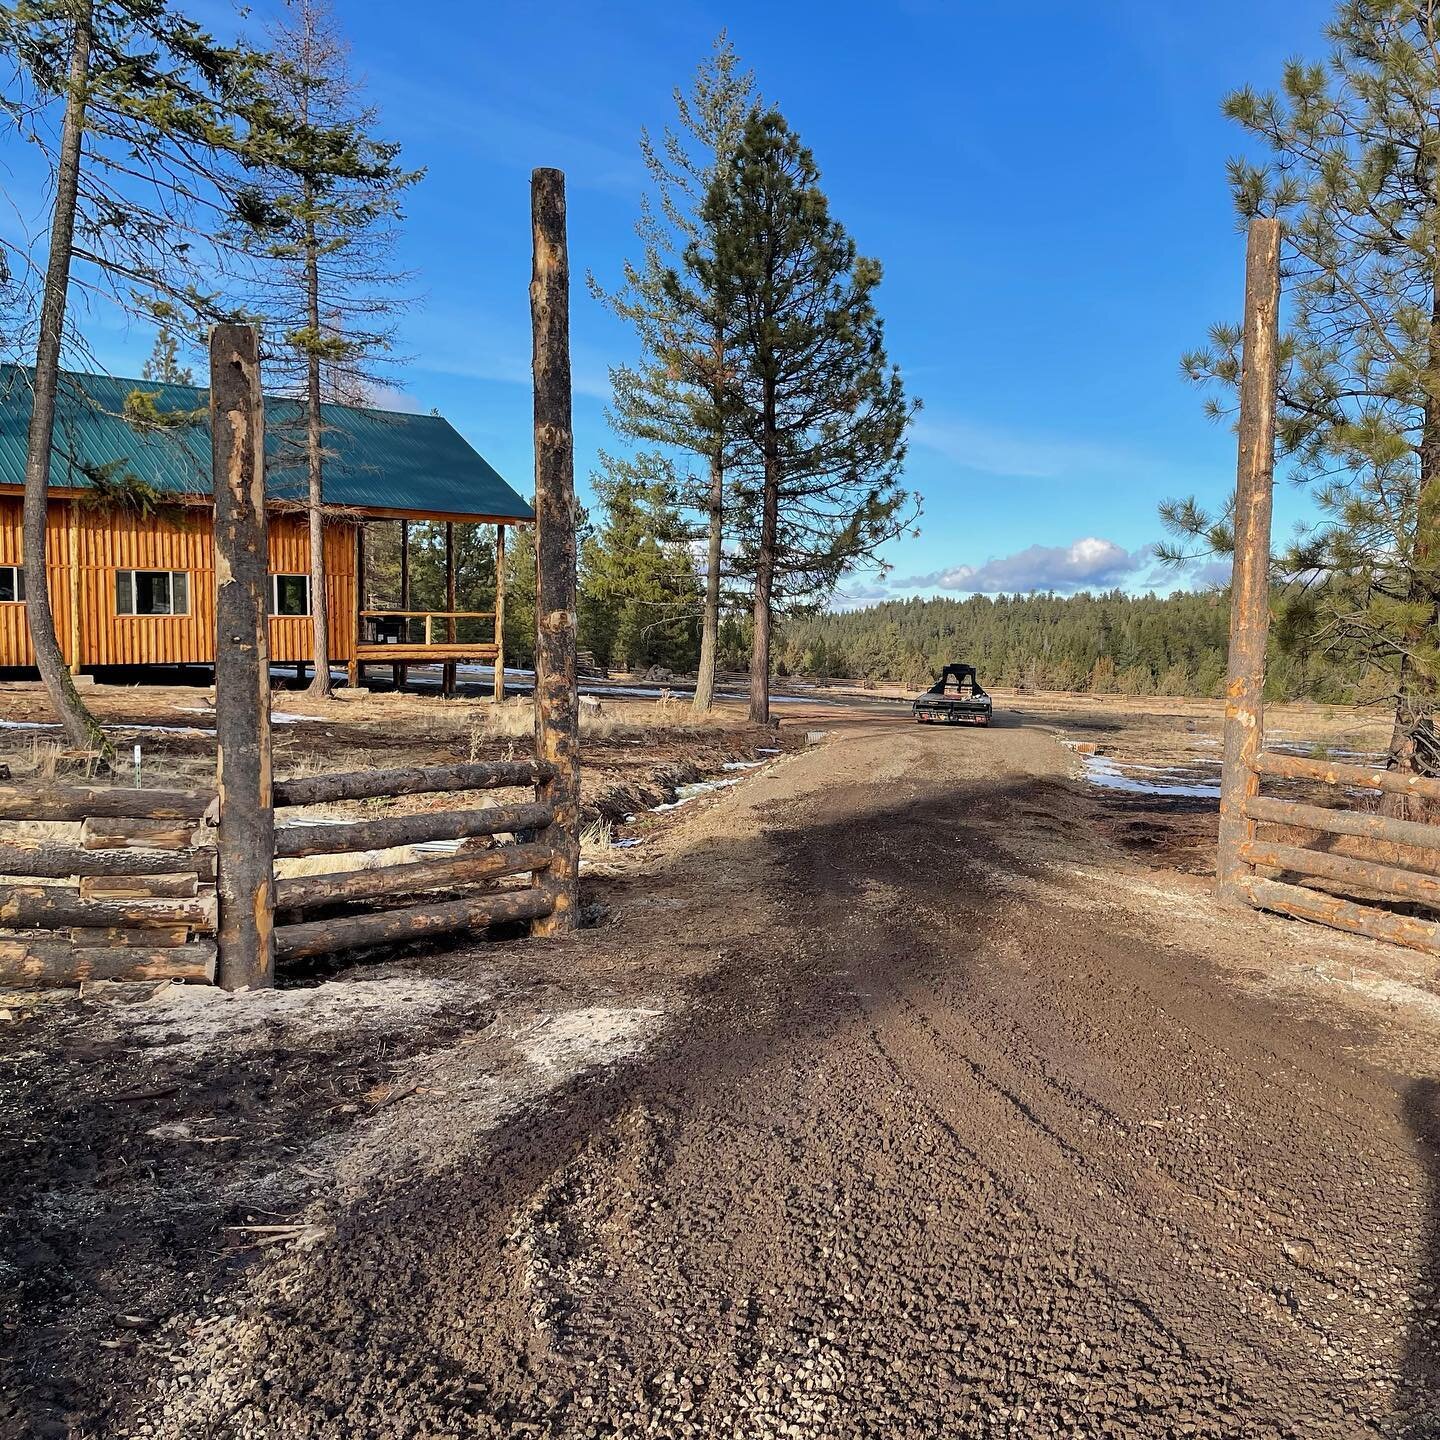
left=904, top=536, right=1143, bottom=594
left=911, top=416, right=1145, bottom=480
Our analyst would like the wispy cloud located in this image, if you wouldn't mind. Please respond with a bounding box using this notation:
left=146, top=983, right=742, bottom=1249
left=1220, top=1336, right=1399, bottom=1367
left=903, top=536, right=1145, bottom=594
left=911, top=415, right=1150, bottom=480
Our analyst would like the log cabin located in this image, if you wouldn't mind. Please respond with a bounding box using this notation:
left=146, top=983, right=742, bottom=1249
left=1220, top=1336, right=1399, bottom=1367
left=0, top=364, right=532, bottom=691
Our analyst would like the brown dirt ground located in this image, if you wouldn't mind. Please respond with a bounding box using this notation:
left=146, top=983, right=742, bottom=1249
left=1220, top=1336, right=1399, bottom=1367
left=1, top=690, right=1438, bottom=1438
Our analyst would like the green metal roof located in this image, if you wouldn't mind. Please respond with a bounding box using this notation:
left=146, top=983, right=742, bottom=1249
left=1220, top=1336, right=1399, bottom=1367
left=0, top=363, right=533, bottom=522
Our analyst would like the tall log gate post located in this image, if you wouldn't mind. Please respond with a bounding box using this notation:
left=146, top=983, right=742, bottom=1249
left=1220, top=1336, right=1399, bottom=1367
left=1217, top=218, right=1282, bottom=907
left=210, top=324, right=276, bottom=988
left=530, top=167, right=580, bottom=936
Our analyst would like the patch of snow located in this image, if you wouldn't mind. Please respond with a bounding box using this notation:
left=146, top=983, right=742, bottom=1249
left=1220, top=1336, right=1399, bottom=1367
left=1080, top=752, right=1221, bottom=800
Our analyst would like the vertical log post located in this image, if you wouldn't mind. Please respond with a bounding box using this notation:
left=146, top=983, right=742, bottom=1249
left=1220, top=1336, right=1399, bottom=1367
left=394, top=518, right=410, bottom=691
left=443, top=520, right=457, bottom=696
left=349, top=521, right=365, bottom=688
left=210, top=324, right=275, bottom=989
left=494, top=523, right=507, bottom=703
left=1218, top=218, right=1282, bottom=907
left=530, top=168, right=580, bottom=936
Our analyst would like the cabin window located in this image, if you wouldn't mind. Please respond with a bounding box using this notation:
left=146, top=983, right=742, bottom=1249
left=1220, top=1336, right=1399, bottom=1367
left=0, top=566, right=24, bottom=603
left=116, top=570, right=189, bottom=617
left=271, top=573, right=311, bottom=617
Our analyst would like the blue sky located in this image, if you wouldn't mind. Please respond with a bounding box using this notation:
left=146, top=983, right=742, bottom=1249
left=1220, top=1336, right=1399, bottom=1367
left=13, top=0, right=1337, bottom=604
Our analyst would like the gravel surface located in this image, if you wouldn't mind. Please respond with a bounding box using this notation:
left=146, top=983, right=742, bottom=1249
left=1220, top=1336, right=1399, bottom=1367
left=3, top=709, right=1438, bottom=1437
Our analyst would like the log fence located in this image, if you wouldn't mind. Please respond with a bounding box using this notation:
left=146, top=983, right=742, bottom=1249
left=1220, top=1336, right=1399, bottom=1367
left=1218, top=220, right=1440, bottom=956
left=0, top=169, right=581, bottom=991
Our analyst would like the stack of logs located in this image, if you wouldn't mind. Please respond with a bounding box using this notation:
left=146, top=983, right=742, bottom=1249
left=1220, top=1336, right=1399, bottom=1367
left=0, top=784, right=218, bottom=986
left=0, top=759, right=563, bottom=988
left=1239, top=750, right=1440, bottom=954
left=270, top=759, right=557, bottom=961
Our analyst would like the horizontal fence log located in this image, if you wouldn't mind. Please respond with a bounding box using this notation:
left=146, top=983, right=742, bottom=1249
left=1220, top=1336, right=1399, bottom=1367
left=360, top=609, right=496, bottom=620
left=275, top=801, right=552, bottom=859
left=274, top=761, right=551, bottom=809
left=70, top=925, right=191, bottom=948
left=275, top=841, right=553, bottom=910
left=79, top=873, right=200, bottom=900
left=1240, top=839, right=1440, bottom=909
left=0, top=884, right=216, bottom=931
left=0, top=784, right=213, bottom=822
left=275, top=885, right=553, bottom=960
left=80, top=817, right=202, bottom=852
left=0, top=938, right=217, bottom=987
left=1242, top=876, right=1440, bottom=956
left=0, top=844, right=214, bottom=879
left=1253, top=750, right=1440, bottom=804
left=1243, top=794, right=1440, bottom=853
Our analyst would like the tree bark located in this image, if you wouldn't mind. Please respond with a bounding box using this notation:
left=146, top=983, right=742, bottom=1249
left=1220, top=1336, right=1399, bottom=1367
left=22, top=2, right=107, bottom=760
left=694, top=447, right=724, bottom=713
left=530, top=167, right=581, bottom=936
left=304, top=204, right=333, bottom=697
left=749, top=379, right=780, bottom=726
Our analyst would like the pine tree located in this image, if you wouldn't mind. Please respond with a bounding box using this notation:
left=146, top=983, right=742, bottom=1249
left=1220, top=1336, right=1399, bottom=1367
left=0, top=0, right=284, bottom=756
left=141, top=328, right=194, bottom=386
left=1160, top=0, right=1440, bottom=807
left=239, top=0, right=421, bottom=698
left=590, top=34, right=757, bottom=711
left=692, top=110, right=919, bottom=723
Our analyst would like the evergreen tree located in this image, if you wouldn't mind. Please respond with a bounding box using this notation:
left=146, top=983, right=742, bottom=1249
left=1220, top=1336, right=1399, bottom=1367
left=239, top=0, right=421, bottom=697
left=141, top=328, right=194, bottom=386
left=590, top=34, right=757, bottom=711
left=0, top=0, right=286, bottom=755
left=692, top=110, right=919, bottom=723
left=1161, top=0, right=1440, bottom=807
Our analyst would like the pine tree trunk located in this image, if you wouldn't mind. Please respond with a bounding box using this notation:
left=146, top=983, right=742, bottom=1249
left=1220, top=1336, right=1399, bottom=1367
left=22, top=3, right=107, bottom=761
left=304, top=210, right=332, bottom=698
left=693, top=448, right=723, bottom=713
left=750, top=384, right=779, bottom=726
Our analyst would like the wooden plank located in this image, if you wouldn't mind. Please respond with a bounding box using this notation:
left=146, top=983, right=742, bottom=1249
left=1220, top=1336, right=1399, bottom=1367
left=1242, top=876, right=1440, bottom=956
left=274, top=885, right=553, bottom=960
left=211, top=322, right=276, bottom=991
left=275, top=800, right=553, bottom=858
left=274, top=841, right=552, bottom=910
left=530, top=167, right=581, bottom=938
left=1218, top=217, right=1281, bottom=907
left=0, top=843, right=212, bottom=879
left=1244, top=794, right=1440, bottom=853
left=1241, top=838, right=1440, bottom=908
left=79, top=873, right=200, bottom=900
left=0, top=784, right=213, bottom=821
left=352, top=644, right=499, bottom=662
left=0, top=883, right=216, bottom=930
left=274, top=760, right=548, bottom=808
left=80, top=816, right=200, bottom=851
left=1252, top=749, right=1440, bottom=804
left=71, top=925, right=191, bottom=948
left=359, top=610, right=496, bottom=620
left=0, top=939, right=216, bottom=986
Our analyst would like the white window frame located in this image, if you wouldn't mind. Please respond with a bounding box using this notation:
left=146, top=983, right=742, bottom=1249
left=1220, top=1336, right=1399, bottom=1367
left=0, top=565, right=24, bottom=604
left=270, top=573, right=312, bottom=617
left=115, top=569, right=189, bottom=617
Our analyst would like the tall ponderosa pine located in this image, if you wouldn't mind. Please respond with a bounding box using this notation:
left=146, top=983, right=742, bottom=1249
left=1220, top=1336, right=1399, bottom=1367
left=590, top=34, right=757, bottom=711
left=692, top=110, right=918, bottom=723
left=1162, top=0, right=1440, bottom=809
left=0, top=0, right=280, bottom=755
left=241, top=0, right=420, bottom=697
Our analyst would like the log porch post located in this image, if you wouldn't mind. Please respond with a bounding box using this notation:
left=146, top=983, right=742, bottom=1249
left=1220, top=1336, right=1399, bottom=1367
left=210, top=323, right=275, bottom=989
left=443, top=520, right=457, bottom=696
left=394, top=518, right=409, bottom=691
left=1218, top=218, right=1281, bottom=907
left=494, top=523, right=507, bottom=703
left=530, top=168, right=580, bottom=936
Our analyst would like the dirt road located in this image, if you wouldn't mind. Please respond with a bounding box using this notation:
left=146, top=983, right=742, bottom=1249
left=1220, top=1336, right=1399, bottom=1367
left=7, top=712, right=1440, bottom=1438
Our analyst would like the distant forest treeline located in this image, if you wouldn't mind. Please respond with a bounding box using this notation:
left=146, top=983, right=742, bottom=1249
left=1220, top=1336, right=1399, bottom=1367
left=773, top=590, right=1365, bottom=703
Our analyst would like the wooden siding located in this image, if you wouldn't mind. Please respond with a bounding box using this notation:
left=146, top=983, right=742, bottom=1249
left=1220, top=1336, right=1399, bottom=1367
left=0, top=498, right=356, bottom=668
